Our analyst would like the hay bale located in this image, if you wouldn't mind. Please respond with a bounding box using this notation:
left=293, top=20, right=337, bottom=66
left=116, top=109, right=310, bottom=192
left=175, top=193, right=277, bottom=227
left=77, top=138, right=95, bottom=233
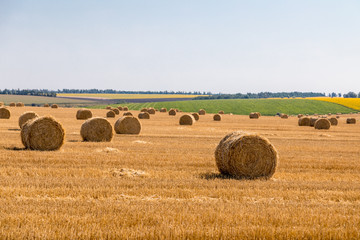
left=249, top=112, right=260, bottom=119
left=0, top=108, right=11, bottom=119
left=329, top=117, right=338, bottom=126
left=21, top=116, right=65, bottom=150
left=140, top=108, right=148, bottom=113
left=43, top=103, right=49, bottom=107
left=18, top=111, right=39, bottom=128
left=16, top=102, right=24, bottom=107
left=123, top=112, right=133, bottom=116
left=309, top=117, right=318, bottom=127
left=215, top=131, right=278, bottom=179
left=123, top=106, right=129, bottom=111
left=346, top=118, right=356, bottom=124
left=179, top=114, right=195, bottom=125
left=106, top=110, right=116, bottom=118
left=314, top=118, right=331, bottom=130
left=106, top=106, right=112, bottom=110
left=192, top=113, right=199, bottom=121
left=9, top=102, right=16, bottom=107
left=298, top=117, right=310, bottom=126
left=112, top=108, right=120, bottom=115
left=219, top=110, right=224, bottom=114
left=160, top=108, right=167, bottom=112
left=51, top=104, right=58, bottom=108
left=198, top=109, right=206, bottom=115
left=298, top=114, right=303, bottom=118
left=280, top=114, right=288, bottom=119
left=76, top=109, right=92, bottom=120
left=114, top=116, right=141, bottom=134
left=169, top=109, right=176, bottom=116
left=80, top=117, right=113, bottom=142
left=336, top=115, right=340, bottom=119
left=117, top=106, right=123, bottom=111
left=213, top=114, right=221, bottom=121
left=138, top=112, right=150, bottom=119
left=147, top=108, right=156, bottom=115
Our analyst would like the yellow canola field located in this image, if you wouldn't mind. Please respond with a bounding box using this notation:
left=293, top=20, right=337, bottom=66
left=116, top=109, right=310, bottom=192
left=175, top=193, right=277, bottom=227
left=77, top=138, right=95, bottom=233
left=309, top=97, right=360, bottom=111
left=58, top=93, right=204, bottom=99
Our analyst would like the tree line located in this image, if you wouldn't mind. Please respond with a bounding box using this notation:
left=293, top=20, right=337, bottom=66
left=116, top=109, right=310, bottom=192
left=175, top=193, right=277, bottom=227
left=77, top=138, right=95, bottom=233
left=194, top=92, right=327, bottom=100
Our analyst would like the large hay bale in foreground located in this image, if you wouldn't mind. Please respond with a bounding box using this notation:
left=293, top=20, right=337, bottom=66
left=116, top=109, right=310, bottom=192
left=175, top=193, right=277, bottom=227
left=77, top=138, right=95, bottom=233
left=51, top=104, right=58, bottom=108
left=76, top=109, right=92, bottom=120
left=213, top=114, right=221, bottom=121
left=298, top=117, right=310, bottom=126
left=346, top=118, right=356, bottom=124
left=198, top=109, right=206, bottom=115
left=179, top=114, right=195, bottom=125
left=314, top=118, right=331, bottom=130
left=160, top=108, right=167, bottom=112
left=9, top=102, right=16, bottom=107
left=169, top=109, right=176, bottom=116
left=309, top=117, right=318, bottom=127
left=0, top=108, right=11, bottom=119
left=106, top=110, right=116, bottom=118
left=329, top=117, right=338, bottom=126
left=123, top=112, right=133, bottom=116
left=114, top=116, right=141, bottom=134
left=192, top=113, right=199, bottom=121
left=111, top=108, right=120, bottom=115
left=18, top=111, right=39, bottom=128
left=147, top=108, right=156, bottom=115
left=80, top=117, right=113, bottom=142
left=215, top=131, right=278, bottom=179
left=138, top=112, right=150, bottom=119
left=123, top=106, right=129, bottom=111
left=249, top=112, right=260, bottom=119
left=219, top=110, right=224, bottom=114
left=21, top=116, right=65, bottom=150
left=16, top=102, right=24, bottom=107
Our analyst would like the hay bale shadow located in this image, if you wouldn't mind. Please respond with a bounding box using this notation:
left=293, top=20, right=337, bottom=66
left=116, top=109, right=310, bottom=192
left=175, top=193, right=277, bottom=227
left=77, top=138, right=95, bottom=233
left=8, top=128, right=21, bottom=131
left=199, top=172, right=269, bottom=181
left=5, top=146, right=27, bottom=151
left=68, top=140, right=80, bottom=143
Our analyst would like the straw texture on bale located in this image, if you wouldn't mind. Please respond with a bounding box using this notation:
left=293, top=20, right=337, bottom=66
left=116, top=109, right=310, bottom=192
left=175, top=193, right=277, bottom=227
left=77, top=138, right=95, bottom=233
left=76, top=109, right=92, bottom=120
left=140, top=108, right=148, bottom=113
left=179, top=114, right=195, bottom=125
left=80, top=117, right=113, bottom=142
left=21, top=116, right=65, bottom=151
left=309, top=117, right=318, bottom=127
left=298, top=117, right=310, bottom=126
left=51, top=104, right=58, bottom=108
left=213, top=114, right=221, bottom=121
left=198, top=109, right=206, bottom=115
left=123, top=112, right=133, bottom=116
left=169, top=109, right=176, bottom=116
left=192, top=113, right=199, bottom=121
left=160, top=108, right=167, bottom=112
left=138, top=112, right=150, bottom=119
left=106, top=110, right=116, bottom=118
left=147, top=108, right=156, bottom=114
left=43, top=104, right=49, bottom=107
left=249, top=112, right=260, bottom=119
left=9, top=102, right=16, bottom=107
left=329, top=117, right=338, bottom=126
left=0, top=108, right=11, bottom=119
left=123, top=106, right=129, bottom=111
left=314, top=118, right=331, bottom=130
left=215, top=131, right=278, bottom=179
left=114, top=116, right=141, bottom=134
left=18, top=111, right=39, bottom=128
left=346, top=118, right=356, bottom=124
left=16, top=102, right=24, bottom=107
left=117, top=106, right=123, bottom=111
left=111, top=108, right=120, bottom=115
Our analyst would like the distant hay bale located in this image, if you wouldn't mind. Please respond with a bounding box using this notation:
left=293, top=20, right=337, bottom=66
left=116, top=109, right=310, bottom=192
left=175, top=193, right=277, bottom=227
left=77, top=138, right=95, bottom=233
left=147, top=108, right=156, bottom=114
left=160, top=108, right=167, bottom=112
left=123, top=112, right=133, bottom=116
left=51, top=104, right=58, bottom=108
left=76, top=109, right=92, bottom=120
left=106, top=106, right=112, bottom=110
left=18, top=111, right=39, bottom=128
left=138, top=112, right=150, bottom=119
left=249, top=112, right=260, bottom=119
left=179, top=114, right=195, bottom=125
left=112, top=108, right=120, bottom=115
left=0, top=108, right=11, bottom=119
left=16, top=102, right=24, bottom=107
left=191, top=113, right=199, bottom=121
left=280, top=114, right=288, bottom=119
left=175, top=109, right=179, bottom=112
left=169, top=109, right=176, bottom=116
left=106, top=110, right=116, bottom=118
left=213, top=114, right=221, bottom=121
left=336, top=115, right=340, bottom=119
left=346, top=118, right=356, bottom=124
left=298, top=117, right=310, bottom=126
left=215, top=131, right=278, bottom=179
left=123, top=106, right=129, bottom=111
left=314, top=118, right=331, bottom=130
left=198, top=109, right=206, bottom=115
left=21, top=116, right=65, bottom=150
left=329, top=117, right=338, bottom=126
left=298, top=114, right=303, bottom=118
left=114, top=116, right=141, bottom=134
left=140, top=108, right=148, bottom=113
left=336, top=113, right=342, bottom=115
left=43, top=104, right=49, bottom=107
left=117, top=106, right=123, bottom=111
left=309, top=117, right=318, bottom=127
left=9, top=102, right=16, bottom=107
left=328, top=113, right=332, bottom=116
left=80, top=117, right=113, bottom=142
left=218, top=110, right=224, bottom=114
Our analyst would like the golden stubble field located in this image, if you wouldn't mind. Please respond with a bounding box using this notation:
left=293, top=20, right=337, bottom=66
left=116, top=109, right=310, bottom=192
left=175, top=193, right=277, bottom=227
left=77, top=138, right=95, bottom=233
left=0, top=107, right=359, bottom=239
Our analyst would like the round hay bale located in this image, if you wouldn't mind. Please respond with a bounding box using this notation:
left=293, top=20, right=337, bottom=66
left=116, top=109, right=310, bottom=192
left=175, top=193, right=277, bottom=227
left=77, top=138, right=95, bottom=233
left=346, top=118, right=356, bottom=124
left=169, top=109, right=176, bottom=116
left=175, top=109, right=179, bottom=112
left=179, top=114, right=195, bottom=125
left=117, top=106, right=123, bottom=111
left=18, top=111, right=39, bottom=128
left=123, top=106, right=129, bottom=111
left=140, top=108, right=148, bottom=113
left=213, top=114, right=221, bottom=121
left=160, top=108, right=167, bottom=112
left=147, top=108, right=156, bottom=115
left=192, top=113, right=199, bottom=121
left=43, top=103, right=49, bottom=107
left=309, top=117, right=318, bottom=127
left=106, top=106, right=112, bottom=110
left=123, top=112, right=133, bottom=116
left=138, top=112, right=150, bottom=119
left=106, top=110, right=116, bottom=118
left=215, top=131, right=278, bottom=179
left=218, top=110, right=224, bottom=114
left=314, top=118, right=331, bottom=130
left=329, top=117, right=338, bottom=126
left=51, top=104, right=58, bottom=108
left=298, top=117, right=310, bottom=126
left=328, top=113, right=332, bottom=116
left=9, top=102, right=16, bottom=107
left=21, top=116, right=65, bottom=150
left=280, top=114, right=288, bottom=119
left=0, top=108, right=11, bottom=119
left=249, top=112, right=260, bottom=119
left=336, top=115, right=340, bottom=119
left=111, top=108, right=120, bottom=115
left=76, top=109, right=92, bottom=120
left=16, top=102, right=24, bottom=107
left=298, top=114, right=303, bottom=118
left=198, top=109, right=206, bottom=115
left=80, top=117, right=113, bottom=142
left=114, top=116, right=141, bottom=134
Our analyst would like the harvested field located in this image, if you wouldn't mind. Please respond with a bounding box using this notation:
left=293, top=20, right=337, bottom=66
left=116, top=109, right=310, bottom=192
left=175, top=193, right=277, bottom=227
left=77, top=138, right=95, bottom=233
left=0, top=107, right=359, bottom=239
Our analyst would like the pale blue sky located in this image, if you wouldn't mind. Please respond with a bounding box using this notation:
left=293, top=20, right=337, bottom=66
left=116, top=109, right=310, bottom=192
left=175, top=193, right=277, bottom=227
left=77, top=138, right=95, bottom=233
left=1, top=1, right=359, bottom=93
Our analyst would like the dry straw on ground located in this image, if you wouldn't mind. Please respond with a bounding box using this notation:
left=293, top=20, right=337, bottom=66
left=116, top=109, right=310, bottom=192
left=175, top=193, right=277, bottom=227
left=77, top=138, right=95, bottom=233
left=160, top=108, right=167, bottom=112
left=123, top=106, right=129, bottom=111
left=314, top=118, right=331, bottom=130
left=215, top=131, right=278, bottom=179
left=191, top=113, right=199, bottom=121
left=169, top=109, right=176, bottom=116
left=106, top=110, right=116, bottom=118
left=21, top=116, right=65, bottom=151
left=329, top=117, right=338, bottom=126
left=179, top=114, right=195, bottom=125
left=138, top=112, right=150, bottom=119
left=0, top=108, right=11, bottom=119
left=147, top=108, right=156, bottom=114
left=249, top=112, right=260, bottom=119
left=111, top=108, right=120, bottom=115
left=218, top=110, right=224, bottom=114
left=123, top=112, right=133, bottom=116
left=18, top=111, right=39, bottom=128
left=213, top=114, right=221, bottom=121
left=51, top=104, right=58, bottom=108
left=346, top=118, right=356, bottom=124
left=76, top=109, right=92, bottom=120
left=198, top=109, right=206, bottom=115
left=80, top=117, right=113, bottom=142
left=9, top=102, right=16, bottom=107
left=16, top=102, right=24, bottom=107
left=114, top=116, right=141, bottom=134
left=298, top=117, right=310, bottom=126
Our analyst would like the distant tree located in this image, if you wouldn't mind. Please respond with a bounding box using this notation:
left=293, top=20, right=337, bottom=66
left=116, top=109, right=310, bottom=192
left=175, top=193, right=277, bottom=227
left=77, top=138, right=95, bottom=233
left=338, top=93, right=342, bottom=97
left=331, top=92, right=337, bottom=98
left=358, top=92, right=360, bottom=98
left=328, top=93, right=331, bottom=97
left=343, top=92, right=357, bottom=98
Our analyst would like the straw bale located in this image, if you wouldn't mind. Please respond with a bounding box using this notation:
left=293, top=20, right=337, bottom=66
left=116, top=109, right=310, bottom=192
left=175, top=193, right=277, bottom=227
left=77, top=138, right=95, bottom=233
left=169, top=109, right=176, bottom=116
left=51, top=104, right=58, bottom=108
left=298, top=117, right=310, bottom=126
left=298, top=114, right=303, bottom=118
left=346, top=118, right=356, bottom=124
left=192, top=113, right=199, bottom=121
left=198, top=109, right=206, bottom=115
left=16, top=102, right=24, bottom=107
left=329, top=117, right=338, bottom=126
left=114, top=116, right=141, bottom=134
left=249, top=112, right=260, bottom=119
left=111, top=108, right=120, bottom=115
left=309, top=117, right=318, bottom=127
left=179, top=114, right=195, bottom=125
left=18, top=111, right=39, bottom=128
left=280, top=114, right=288, bottom=119
left=106, top=110, right=116, bottom=118
left=123, top=112, right=133, bottom=116
left=138, top=112, right=150, bottom=119
left=314, top=118, right=331, bottom=130
left=9, top=102, right=16, bottom=107
left=160, top=108, right=167, bottom=112
left=80, top=117, right=113, bottom=142
left=147, top=108, right=156, bottom=114
left=43, top=104, right=49, bottom=107
left=123, top=106, right=129, bottom=111
left=117, top=106, right=123, bottom=111
left=218, top=110, right=224, bottom=114
left=76, top=109, right=92, bottom=120
left=106, top=106, right=112, bottom=110
left=213, top=114, right=221, bottom=121
left=0, top=108, right=11, bottom=119
left=140, top=108, right=148, bottom=113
